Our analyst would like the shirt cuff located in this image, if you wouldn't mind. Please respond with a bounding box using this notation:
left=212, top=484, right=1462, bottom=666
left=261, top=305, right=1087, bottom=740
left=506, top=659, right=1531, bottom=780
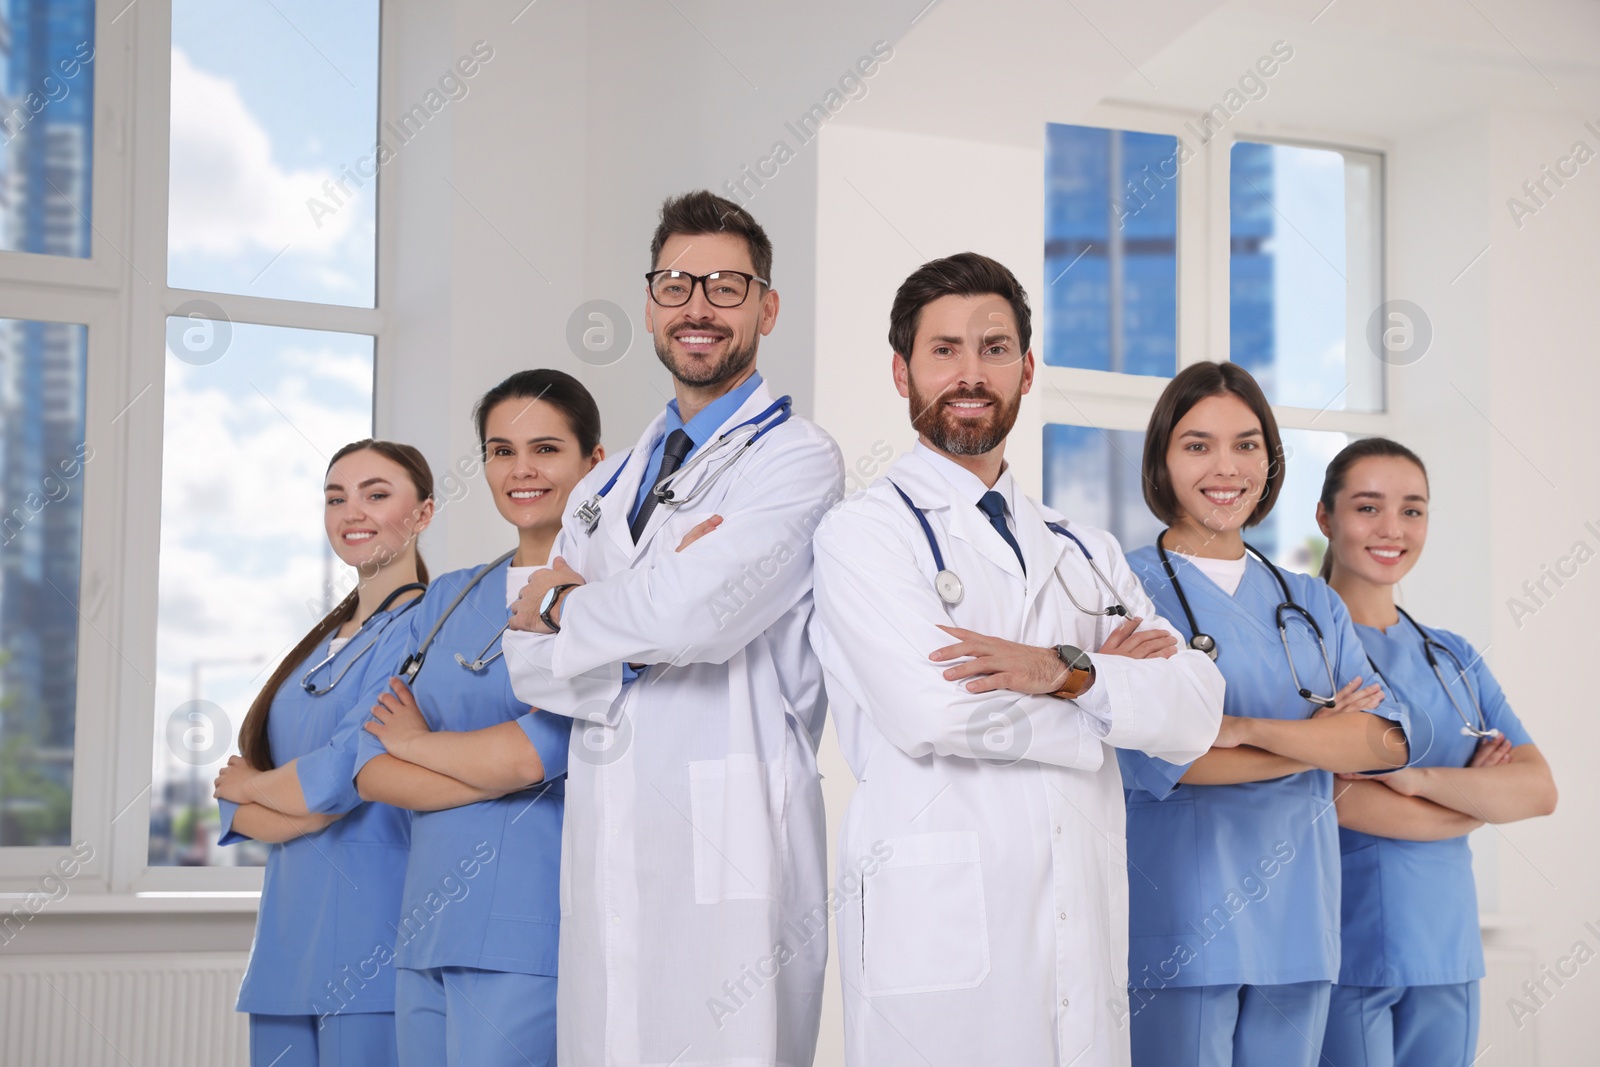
left=297, top=744, right=363, bottom=815
left=216, top=799, right=249, bottom=846
left=516, top=710, right=574, bottom=781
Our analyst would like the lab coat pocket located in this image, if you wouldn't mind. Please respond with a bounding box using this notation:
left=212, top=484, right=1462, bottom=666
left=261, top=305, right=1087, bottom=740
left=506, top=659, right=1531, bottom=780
left=689, top=755, right=777, bottom=903
left=861, top=830, right=990, bottom=996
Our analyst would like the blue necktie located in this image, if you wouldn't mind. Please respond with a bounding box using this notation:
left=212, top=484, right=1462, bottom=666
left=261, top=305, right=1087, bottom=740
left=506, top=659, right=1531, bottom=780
left=631, top=429, right=694, bottom=542
left=977, top=491, right=1025, bottom=574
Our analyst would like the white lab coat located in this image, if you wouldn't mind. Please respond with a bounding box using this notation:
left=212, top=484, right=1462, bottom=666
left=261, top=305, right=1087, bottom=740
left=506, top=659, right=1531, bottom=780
left=504, top=380, right=844, bottom=1067
left=810, top=446, right=1223, bottom=1067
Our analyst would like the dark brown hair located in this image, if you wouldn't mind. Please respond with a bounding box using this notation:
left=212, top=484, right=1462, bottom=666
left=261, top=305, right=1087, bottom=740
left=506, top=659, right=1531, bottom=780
left=238, top=440, right=434, bottom=770
left=888, top=252, right=1033, bottom=361
left=1317, top=437, right=1428, bottom=580
left=1141, top=361, right=1284, bottom=528
left=649, top=190, right=773, bottom=284
left=472, top=368, right=602, bottom=458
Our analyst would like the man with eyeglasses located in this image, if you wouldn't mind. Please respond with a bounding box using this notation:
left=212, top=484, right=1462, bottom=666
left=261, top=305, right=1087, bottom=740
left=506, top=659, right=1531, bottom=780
left=505, top=191, right=844, bottom=1067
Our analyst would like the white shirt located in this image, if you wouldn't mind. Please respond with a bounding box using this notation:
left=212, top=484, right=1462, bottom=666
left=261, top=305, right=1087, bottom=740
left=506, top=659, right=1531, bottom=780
left=504, top=381, right=845, bottom=1067
left=810, top=447, right=1224, bottom=1067
left=1174, top=550, right=1248, bottom=596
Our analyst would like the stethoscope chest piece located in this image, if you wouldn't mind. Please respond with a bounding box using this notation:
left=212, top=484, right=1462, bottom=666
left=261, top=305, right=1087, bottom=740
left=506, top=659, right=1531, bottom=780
left=575, top=496, right=603, bottom=534
left=935, top=569, right=964, bottom=606
left=1190, top=632, right=1218, bottom=661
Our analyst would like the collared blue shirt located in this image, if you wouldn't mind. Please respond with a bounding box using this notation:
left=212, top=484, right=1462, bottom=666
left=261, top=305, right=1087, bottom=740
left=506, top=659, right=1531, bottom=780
left=1337, top=619, right=1533, bottom=987
left=627, top=370, right=764, bottom=524
left=1117, top=547, right=1413, bottom=989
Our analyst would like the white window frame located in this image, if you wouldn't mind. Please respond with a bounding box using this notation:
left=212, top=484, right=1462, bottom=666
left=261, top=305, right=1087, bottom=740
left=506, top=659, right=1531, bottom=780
left=0, top=0, right=400, bottom=898
left=1034, top=102, right=1395, bottom=447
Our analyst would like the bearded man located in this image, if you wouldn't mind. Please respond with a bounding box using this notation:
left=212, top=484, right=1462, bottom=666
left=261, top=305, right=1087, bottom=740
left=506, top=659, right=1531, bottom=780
left=808, top=252, right=1224, bottom=1067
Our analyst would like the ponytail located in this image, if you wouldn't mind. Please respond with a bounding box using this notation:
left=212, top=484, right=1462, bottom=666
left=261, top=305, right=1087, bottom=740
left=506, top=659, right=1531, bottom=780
left=237, top=439, right=434, bottom=770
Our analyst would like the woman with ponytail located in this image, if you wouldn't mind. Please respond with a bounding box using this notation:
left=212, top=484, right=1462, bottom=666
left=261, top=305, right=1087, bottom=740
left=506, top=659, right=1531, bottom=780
left=212, top=439, right=435, bottom=1067
left=1316, top=437, right=1555, bottom=1067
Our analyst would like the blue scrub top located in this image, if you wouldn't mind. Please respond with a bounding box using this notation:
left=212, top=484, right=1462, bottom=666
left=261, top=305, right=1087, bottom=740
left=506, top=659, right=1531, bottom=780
left=1118, top=546, right=1412, bottom=989
left=1338, top=620, right=1533, bottom=987
left=218, top=599, right=419, bottom=1016
left=350, top=557, right=572, bottom=976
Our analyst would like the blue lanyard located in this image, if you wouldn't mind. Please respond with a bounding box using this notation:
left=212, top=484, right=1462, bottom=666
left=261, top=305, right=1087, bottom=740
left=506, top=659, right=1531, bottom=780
left=577, top=395, right=792, bottom=532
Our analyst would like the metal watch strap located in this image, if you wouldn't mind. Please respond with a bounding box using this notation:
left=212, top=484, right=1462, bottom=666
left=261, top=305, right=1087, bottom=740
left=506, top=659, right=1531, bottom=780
left=541, top=583, right=579, bottom=633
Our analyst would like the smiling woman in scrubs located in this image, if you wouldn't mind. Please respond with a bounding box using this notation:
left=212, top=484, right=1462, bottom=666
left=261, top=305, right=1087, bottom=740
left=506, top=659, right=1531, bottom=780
left=1315, top=437, right=1556, bottom=1067
left=214, top=439, right=434, bottom=1067
left=343, top=369, right=605, bottom=1067
left=1117, top=362, right=1412, bottom=1067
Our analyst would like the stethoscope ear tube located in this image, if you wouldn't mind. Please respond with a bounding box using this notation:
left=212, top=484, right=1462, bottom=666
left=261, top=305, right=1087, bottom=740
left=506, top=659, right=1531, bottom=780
left=396, top=548, right=518, bottom=684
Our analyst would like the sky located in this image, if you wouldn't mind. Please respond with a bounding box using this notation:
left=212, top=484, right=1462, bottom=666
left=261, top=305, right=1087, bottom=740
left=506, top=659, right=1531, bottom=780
left=153, top=1, right=379, bottom=863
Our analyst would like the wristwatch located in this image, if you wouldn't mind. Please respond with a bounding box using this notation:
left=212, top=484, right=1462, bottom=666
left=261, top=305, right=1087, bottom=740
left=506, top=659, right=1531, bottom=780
left=1049, top=644, right=1096, bottom=699
left=539, top=583, right=579, bottom=633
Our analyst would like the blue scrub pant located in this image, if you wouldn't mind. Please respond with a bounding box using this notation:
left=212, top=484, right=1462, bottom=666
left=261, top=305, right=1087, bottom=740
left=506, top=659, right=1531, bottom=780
left=249, top=1012, right=397, bottom=1067
left=1321, top=982, right=1481, bottom=1067
left=1129, top=980, right=1333, bottom=1067
left=394, top=965, right=556, bottom=1067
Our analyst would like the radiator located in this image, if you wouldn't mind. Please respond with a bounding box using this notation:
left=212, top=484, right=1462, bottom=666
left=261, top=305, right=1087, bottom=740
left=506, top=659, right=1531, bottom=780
left=1479, top=944, right=1539, bottom=1066
left=0, top=953, right=248, bottom=1067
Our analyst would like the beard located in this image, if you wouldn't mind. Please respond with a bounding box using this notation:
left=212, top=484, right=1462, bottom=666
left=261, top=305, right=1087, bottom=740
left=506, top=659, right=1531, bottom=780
left=654, top=326, right=759, bottom=389
left=908, top=377, right=1023, bottom=457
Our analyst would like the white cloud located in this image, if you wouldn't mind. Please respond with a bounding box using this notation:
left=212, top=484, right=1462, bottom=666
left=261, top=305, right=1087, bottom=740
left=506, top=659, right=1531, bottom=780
left=150, top=347, right=379, bottom=782
left=167, top=48, right=359, bottom=257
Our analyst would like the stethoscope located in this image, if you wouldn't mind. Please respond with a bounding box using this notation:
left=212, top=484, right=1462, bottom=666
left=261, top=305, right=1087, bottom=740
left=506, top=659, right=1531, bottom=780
left=1156, top=532, right=1339, bottom=709
left=397, top=549, right=518, bottom=684
left=890, top=481, right=1130, bottom=616
left=574, top=396, right=793, bottom=535
left=1373, top=607, right=1499, bottom=739
left=299, top=582, right=427, bottom=695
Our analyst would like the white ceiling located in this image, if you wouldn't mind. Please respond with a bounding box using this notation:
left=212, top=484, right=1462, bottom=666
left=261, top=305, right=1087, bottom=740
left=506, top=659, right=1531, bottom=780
left=1105, top=0, right=1600, bottom=140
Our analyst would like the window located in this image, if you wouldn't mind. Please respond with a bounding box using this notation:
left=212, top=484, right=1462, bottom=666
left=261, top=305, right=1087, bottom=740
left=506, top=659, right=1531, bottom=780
left=0, top=0, right=95, bottom=853
left=148, top=0, right=381, bottom=870
left=167, top=0, right=379, bottom=306
left=1044, top=124, right=1178, bottom=376
left=1039, top=116, right=1386, bottom=579
left=149, top=324, right=373, bottom=867
left=1229, top=140, right=1384, bottom=413
left=0, top=0, right=95, bottom=260
left=0, top=318, right=87, bottom=847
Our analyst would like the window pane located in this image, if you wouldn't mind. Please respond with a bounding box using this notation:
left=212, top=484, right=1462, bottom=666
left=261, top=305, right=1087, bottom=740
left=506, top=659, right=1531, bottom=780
left=0, top=318, right=86, bottom=846
left=150, top=322, right=372, bottom=866
left=1043, top=423, right=1347, bottom=576
left=1261, top=428, right=1349, bottom=576
left=1043, top=424, right=1163, bottom=550
left=0, top=0, right=96, bottom=259
left=168, top=0, right=379, bottom=307
left=1230, top=141, right=1384, bottom=412
left=1044, top=124, right=1178, bottom=376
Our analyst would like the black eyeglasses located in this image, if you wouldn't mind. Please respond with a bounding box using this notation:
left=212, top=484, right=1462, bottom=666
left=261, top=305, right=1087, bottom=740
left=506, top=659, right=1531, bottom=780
left=644, top=270, right=769, bottom=309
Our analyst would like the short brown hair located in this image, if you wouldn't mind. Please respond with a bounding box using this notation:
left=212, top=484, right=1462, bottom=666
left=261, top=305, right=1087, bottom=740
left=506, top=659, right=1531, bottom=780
left=889, top=252, right=1032, bottom=359
left=649, top=190, right=773, bottom=283
left=1141, top=361, right=1284, bottom=527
